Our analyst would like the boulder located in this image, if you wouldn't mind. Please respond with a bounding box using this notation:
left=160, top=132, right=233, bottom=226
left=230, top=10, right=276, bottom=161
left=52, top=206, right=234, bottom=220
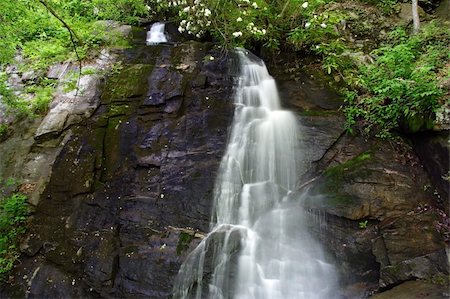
left=370, top=280, right=449, bottom=299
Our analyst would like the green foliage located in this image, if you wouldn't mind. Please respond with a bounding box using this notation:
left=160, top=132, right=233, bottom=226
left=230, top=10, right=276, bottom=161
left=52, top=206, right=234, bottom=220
left=344, top=21, right=449, bottom=137
left=0, top=72, right=56, bottom=116
left=0, top=179, right=29, bottom=277
left=359, top=0, right=399, bottom=14
left=0, top=0, right=144, bottom=117
left=176, top=231, right=195, bottom=255
left=0, top=74, right=31, bottom=117
left=288, top=7, right=359, bottom=83
left=0, top=125, right=8, bottom=138
left=27, top=85, right=55, bottom=114
left=358, top=220, right=368, bottom=229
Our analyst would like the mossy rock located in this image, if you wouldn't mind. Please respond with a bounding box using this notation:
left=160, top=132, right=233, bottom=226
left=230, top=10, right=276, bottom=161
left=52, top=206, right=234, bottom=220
left=101, top=116, right=128, bottom=181
left=305, top=151, right=374, bottom=217
left=176, top=231, right=195, bottom=256
left=402, top=114, right=435, bottom=133
left=102, top=64, right=154, bottom=101
left=107, top=103, right=134, bottom=118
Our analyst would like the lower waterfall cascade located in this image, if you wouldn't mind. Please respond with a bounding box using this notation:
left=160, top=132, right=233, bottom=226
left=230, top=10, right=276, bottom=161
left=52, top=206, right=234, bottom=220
left=173, top=49, right=339, bottom=298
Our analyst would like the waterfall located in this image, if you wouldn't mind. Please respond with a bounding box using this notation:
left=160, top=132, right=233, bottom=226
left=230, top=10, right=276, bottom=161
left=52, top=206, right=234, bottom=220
left=146, top=22, right=168, bottom=45
left=173, top=50, right=338, bottom=299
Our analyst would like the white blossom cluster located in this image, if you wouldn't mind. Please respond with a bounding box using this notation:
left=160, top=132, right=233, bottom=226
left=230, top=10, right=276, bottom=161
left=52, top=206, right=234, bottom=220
left=155, top=0, right=187, bottom=7
left=304, top=13, right=329, bottom=30
left=230, top=0, right=268, bottom=39
left=169, top=0, right=269, bottom=41
left=169, top=0, right=213, bottom=38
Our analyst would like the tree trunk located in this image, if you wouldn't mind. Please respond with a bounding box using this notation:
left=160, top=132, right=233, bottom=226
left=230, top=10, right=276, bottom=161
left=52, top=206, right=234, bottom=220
left=412, top=0, right=420, bottom=34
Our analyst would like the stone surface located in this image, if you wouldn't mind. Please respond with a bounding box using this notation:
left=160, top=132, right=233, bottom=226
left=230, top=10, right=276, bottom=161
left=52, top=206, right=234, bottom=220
left=398, top=3, right=427, bottom=24
left=435, top=0, right=450, bottom=20
left=1, top=32, right=448, bottom=298
left=412, top=131, right=450, bottom=206
left=93, top=20, right=132, bottom=41
left=1, top=38, right=234, bottom=298
left=370, top=280, right=449, bottom=299
left=301, top=133, right=448, bottom=292
left=379, top=250, right=449, bottom=288
left=46, top=62, right=71, bottom=79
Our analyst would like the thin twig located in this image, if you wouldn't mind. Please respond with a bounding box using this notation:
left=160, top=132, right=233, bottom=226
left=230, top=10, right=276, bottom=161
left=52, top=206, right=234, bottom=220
left=38, top=0, right=83, bottom=97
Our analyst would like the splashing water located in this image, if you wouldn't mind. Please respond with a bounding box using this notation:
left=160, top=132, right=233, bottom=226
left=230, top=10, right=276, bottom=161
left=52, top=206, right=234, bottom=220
left=146, top=22, right=168, bottom=45
left=173, top=50, right=338, bottom=299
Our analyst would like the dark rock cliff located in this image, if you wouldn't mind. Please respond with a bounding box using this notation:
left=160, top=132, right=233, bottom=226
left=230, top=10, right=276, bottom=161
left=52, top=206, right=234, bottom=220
left=1, top=32, right=448, bottom=299
left=1, top=37, right=234, bottom=298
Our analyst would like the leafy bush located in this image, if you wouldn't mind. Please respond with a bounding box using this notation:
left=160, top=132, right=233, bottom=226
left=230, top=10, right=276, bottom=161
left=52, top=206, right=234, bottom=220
left=0, top=74, right=30, bottom=117
left=0, top=125, right=8, bottom=138
left=0, top=179, right=29, bottom=277
left=344, top=21, right=449, bottom=137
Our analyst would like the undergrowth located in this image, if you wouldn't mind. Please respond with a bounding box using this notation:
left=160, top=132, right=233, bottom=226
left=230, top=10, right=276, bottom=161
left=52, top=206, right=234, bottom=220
left=343, top=21, right=449, bottom=137
left=0, top=178, right=29, bottom=279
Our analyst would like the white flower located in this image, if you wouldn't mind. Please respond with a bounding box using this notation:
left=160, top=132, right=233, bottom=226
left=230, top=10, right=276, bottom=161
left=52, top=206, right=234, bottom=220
left=180, top=20, right=187, bottom=25
left=252, top=2, right=258, bottom=8
left=178, top=26, right=185, bottom=33
left=232, top=31, right=243, bottom=37
left=261, top=29, right=266, bottom=34
left=145, top=5, right=151, bottom=10
left=209, top=56, right=215, bottom=61
left=183, top=6, right=190, bottom=12
left=204, top=8, right=211, bottom=16
left=320, top=23, right=327, bottom=28
left=305, top=22, right=311, bottom=28
left=236, top=17, right=243, bottom=22
left=302, top=2, right=308, bottom=8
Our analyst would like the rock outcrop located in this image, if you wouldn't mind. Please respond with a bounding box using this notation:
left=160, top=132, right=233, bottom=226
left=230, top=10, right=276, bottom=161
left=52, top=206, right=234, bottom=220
left=1, top=31, right=448, bottom=299
left=1, top=36, right=234, bottom=298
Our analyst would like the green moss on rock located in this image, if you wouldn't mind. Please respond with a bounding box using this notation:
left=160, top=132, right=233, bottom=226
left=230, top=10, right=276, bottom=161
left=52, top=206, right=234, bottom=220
left=103, top=64, right=154, bottom=101
left=176, top=231, right=194, bottom=256
left=325, top=151, right=372, bottom=177
left=306, top=151, right=374, bottom=213
left=107, top=103, right=133, bottom=117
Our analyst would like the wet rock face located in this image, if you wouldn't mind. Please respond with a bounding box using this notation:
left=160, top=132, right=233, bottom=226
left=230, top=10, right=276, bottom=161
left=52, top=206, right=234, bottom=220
left=267, top=53, right=448, bottom=298
left=2, top=41, right=448, bottom=299
left=2, top=40, right=234, bottom=298
left=303, top=135, right=449, bottom=296
left=412, top=131, right=450, bottom=206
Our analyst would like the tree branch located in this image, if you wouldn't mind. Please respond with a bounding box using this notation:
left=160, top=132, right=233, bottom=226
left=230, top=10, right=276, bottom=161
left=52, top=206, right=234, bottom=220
left=38, top=0, right=83, bottom=97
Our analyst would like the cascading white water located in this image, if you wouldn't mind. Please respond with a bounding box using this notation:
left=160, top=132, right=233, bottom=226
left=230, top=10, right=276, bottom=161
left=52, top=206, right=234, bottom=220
left=146, top=22, right=168, bottom=45
left=173, top=50, right=338, bottom=299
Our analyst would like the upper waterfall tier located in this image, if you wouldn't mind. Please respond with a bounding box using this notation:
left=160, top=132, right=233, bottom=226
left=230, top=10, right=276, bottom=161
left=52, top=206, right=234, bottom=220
left=146, top=22, right=168, bottom=45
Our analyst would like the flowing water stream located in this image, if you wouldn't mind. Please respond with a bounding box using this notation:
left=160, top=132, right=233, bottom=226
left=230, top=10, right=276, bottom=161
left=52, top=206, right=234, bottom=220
left=173, top=49, right=338, bottom=299
left=146, top=22, right=168, bottom=45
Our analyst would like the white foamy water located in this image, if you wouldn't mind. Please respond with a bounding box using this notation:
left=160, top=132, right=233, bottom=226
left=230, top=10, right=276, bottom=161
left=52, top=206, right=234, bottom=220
left=173, top=49, right=338, bottom=299
left=146, top=22, right=168, bottom=45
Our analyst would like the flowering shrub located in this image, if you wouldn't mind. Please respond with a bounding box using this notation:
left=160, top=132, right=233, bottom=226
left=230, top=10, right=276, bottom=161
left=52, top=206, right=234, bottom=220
left=158, top=0, right=272, bottom=48
left=152, top=0, right=338, bottom=50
